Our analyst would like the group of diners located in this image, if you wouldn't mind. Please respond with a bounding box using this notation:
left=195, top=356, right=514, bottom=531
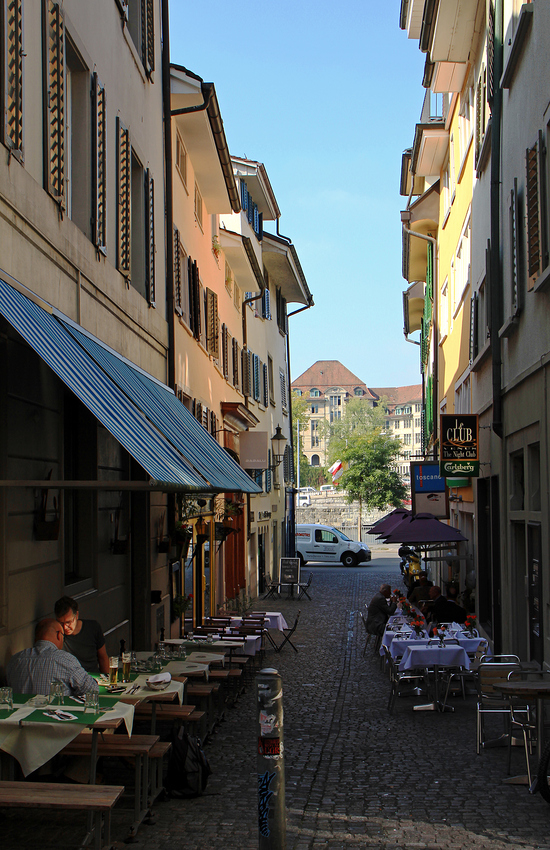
left=366, top=577, right=469, bottom=639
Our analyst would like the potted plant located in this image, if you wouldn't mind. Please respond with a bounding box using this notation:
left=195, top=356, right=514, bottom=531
left=172, top=592, right=193, bottom=624
left=212, top=235, right=221, bottom=261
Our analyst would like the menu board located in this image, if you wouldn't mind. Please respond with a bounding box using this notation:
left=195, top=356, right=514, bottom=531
left=280, top=557, right=300, bottom=584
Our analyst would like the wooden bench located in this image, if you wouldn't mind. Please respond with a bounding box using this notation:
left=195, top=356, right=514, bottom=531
left=0, top=780, right=124, bottom=850
left=187, top=682, right=223, bottom=734
left=149, top=741, right=172, bottom=804
left=62, top=733, right=158, bottom=839
left=132, top=703, right=206, bottom=741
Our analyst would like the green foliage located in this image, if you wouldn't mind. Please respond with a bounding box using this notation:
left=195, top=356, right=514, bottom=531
left=291, top=391, right=328, bottom=488
left=339, top=431, right=407, bottom=510
left=327, top=397, right=388, bottom=465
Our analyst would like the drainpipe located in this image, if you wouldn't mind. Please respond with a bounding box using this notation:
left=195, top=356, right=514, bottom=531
left=161, top=0, right=175, bottom=391
left=490, top=0, right=503, bottom=439
left=402, top=225, right=438, bottom=455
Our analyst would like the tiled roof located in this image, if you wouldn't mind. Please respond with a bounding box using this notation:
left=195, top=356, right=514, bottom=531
left=292, top=360, right=376, bottom=399
left=371, top=385, right=423, bottom=406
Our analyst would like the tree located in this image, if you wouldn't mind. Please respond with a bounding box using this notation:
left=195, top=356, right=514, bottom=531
left=339, top=431, right=407, bottom=510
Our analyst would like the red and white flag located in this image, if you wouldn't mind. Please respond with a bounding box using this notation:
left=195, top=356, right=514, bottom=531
left=328, top=460, right=343, bottom=483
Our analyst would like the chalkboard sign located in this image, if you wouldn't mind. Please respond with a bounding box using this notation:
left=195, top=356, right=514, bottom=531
left=280, top=557, right=300, bottom=584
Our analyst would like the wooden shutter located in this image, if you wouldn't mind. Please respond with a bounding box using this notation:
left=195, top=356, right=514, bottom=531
left=145, top=168, right=155, bottom=306
left=3, top=0, right=23, bottom=160
left=242, top=349, right=251, bottom=397
left=221, top=324, right=229, bottom=378
left=142, top=0, right=154, bottom=77
left=265, top=452, right=272, bottom=493
left=487, top=2, right=494, bottom=108
left=195, top=400, right=202, bottom=423
left=188, top=259, right=201, bottom=340
left=280, top=371, right=287, bottom=411
left=232, top=339, right=240, bottom=389
left=116, top=118, right=131, bottom=277
left=173, top=225, right=182, bottom=315
left=206, top=288, right=219, bottom=358
left=526, top=142, right=541, bottom=284
left=92, top=73, right=107, bottom=254
left=252, top=354, right=260, bottom=401
left=262, top=288, right=271, bottom=320
left=509, top=180, right=521, bottom=317
left=469, top=293, right=478, bottom=363
left=263, top=363, right=269, bottom=407
left=44, top=1, right=65, bottom=207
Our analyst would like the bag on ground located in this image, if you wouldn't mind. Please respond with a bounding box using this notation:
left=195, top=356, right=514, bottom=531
left=165, top=726, right=211, bottom=797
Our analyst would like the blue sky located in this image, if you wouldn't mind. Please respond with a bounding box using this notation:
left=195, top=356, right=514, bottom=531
left=168, top=0, right=426, bottom=388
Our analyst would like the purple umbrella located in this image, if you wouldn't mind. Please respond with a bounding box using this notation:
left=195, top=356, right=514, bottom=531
left=380, top=512, right=467, bottom=544
left=369, top=508, right=411, bottom=537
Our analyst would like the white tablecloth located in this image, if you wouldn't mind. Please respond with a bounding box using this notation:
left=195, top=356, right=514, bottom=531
left=399, top=644, right=471, bottom=671
left=232, top=612, right=288, bottom=630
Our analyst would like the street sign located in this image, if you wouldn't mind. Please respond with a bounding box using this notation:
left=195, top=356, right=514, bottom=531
left=440, top=459, right=480, bottom=477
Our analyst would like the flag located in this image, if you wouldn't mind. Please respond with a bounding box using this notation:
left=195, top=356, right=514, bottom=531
left=328, top=460, right=343, bottom=483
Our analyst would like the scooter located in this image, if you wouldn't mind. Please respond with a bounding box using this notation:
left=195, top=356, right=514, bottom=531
left=398, top=545, right=423, bottom=588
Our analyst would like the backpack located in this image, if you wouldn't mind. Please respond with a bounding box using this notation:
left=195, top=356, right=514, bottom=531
left=165, top=726, right=211, bottom=798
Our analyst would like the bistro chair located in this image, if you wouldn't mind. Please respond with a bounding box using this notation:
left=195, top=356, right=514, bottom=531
left=275, top=610, right=301, bottom=653
left=506, top=668, right=550, bottom=785
left=385, top=646, right=426, bottom=714
left=297, top=572, right=313, bottom=600
left=476, top=656, right=521, bottom=754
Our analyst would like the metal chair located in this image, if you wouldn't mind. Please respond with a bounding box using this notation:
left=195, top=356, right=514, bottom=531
left=297, top=572, right=313, bottom=600
left=275, top=610, right=301, bottom=653
left=384, top=646, right=426, bottom=714
left=476, top=656, right=521, bottom=754
left=506, top=668, right=550, bottom=785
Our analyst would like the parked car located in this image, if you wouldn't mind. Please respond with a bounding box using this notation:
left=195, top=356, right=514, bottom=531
left=299, top=487, right=317, bottom=494
left=296, top=493, right=311, bottom=507
left=319, top=484, right=336, bottom=494
left=295, top=523, right=371, bottom=567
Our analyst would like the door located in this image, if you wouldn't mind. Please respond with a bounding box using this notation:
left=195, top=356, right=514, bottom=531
left=313, top=528, right=340, bottom=562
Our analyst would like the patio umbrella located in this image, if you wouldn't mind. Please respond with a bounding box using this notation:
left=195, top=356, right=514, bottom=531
left=380, top=512, right=467, bottom=544
left=368, top=508, right=411, bottom=537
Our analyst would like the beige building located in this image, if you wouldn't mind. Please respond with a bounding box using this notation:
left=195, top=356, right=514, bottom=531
left=372, top=386, right=423, bottom=484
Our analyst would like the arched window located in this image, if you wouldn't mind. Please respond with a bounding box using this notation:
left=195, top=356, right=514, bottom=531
left=311, top=454, right=320, bottom=466
left=310, top=388, right=320, bottom=397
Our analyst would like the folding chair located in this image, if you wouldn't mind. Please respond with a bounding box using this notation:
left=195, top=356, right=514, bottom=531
left=275, top=610, right=301, bottom=653
left=263, top=580, right=280, bottom=600
left=297, top=572, right=313, bottom=600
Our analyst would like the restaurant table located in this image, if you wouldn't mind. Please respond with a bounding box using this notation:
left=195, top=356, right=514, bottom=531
left=230, top=612, right=288, bottom=630
left=399, top=644, right=471, bottom=711
left=493, top=680, right=550, bottom=791
left=0, top=693, right=132, bottom=777
left=384, top=633, right=485, bottom=660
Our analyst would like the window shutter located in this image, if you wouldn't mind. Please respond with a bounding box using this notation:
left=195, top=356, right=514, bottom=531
left=44, top=1, right=65, bottom=207
left=280, top=371, right=287, bottom=411
left=189, top=259, right=201, bottom=341
left=487, top=2, right=494, bottom=108
left=4, top=0, right=24, bottom=160
left=116, top=117, right=131, bottom=277
left=202, top=406, right=208, bottom=430
left=221, top=325, right=230, bottom=378
left=206, top=288, right=219, bottom=358
left=195, top=400, right=202, bottom=423
left=263, top=363, right=269, bottom=407
left=173, top=226, right=182, bottom=314
left=240, top=179, right=248, bottom=212
left=509, top=180, right=522, bottom=317
left=265, top=451, right=272, bottom=493
left=242, top=349, right=251, bottom=397
left=141, top=0, right=155, bottom=77
left=232, top=339, right=240, bottom=389
left=145, top=169, right=155, bottom=306
left=262, top=288, right=271, bottom=320
left=252, top=354, right=260, bottom=401
left=469, top=292, right=478, bottom=363
left=526, top=142, right=541, bottom=283
left=92, top=73, right=107, bottom=254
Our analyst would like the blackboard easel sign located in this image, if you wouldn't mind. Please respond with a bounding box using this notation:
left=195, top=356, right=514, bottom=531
left=280, top=557, right=300, bottom=585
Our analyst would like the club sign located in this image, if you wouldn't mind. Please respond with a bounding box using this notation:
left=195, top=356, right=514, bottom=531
left=440, top=414, right=479, bottom=477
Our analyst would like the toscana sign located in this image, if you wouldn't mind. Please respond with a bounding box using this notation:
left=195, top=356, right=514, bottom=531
left=440, top=414, right=479, bottom=477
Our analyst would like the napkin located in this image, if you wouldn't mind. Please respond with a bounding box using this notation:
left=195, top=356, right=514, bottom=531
left=42, top=709, right=78, bottom=721
left=147, top=672, right=171, bottom=685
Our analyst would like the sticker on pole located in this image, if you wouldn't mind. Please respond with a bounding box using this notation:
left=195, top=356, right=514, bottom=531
left=258, top=737, right=281, bottom=756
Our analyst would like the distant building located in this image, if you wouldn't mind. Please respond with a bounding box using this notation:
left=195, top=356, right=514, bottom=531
left=371, top=386, right=423, bottom=485
left=292, top=361, right=421, bottom=479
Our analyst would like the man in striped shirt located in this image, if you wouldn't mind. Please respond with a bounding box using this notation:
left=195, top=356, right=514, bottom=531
left=6, top=618, right=99, bottom=696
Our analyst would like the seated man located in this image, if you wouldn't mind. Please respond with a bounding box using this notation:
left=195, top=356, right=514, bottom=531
left=407, top=571, right=433, bottom=604
left=6, top=618, right=99, bottom=696
left=55, top=596, right=109, bottom=675
left=366, top=584, right=397, bottom=637
left=422, top=586, right=468, bottom=625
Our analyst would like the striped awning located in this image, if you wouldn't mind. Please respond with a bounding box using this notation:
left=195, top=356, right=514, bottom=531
left=0, top=278, right=260, bottom=493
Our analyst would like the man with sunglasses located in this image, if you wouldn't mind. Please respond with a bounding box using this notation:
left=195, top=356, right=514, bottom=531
left=54, top=596, right=110, bottom=675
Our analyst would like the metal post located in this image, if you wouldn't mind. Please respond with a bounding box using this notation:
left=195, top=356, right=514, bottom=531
left=256, top=668, right=285, bottom=849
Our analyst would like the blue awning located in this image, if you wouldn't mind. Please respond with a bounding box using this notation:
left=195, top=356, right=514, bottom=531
left=0, top=278, right=260, bottom=493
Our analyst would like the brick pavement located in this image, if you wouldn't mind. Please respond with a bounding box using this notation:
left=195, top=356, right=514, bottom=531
left=2, top=554, right=550, bottom=849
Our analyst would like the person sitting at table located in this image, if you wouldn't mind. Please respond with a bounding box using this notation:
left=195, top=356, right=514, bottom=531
left=366, top=584, right=398, bottom=636
left=422, top=586, right=468, bottom=626
left=407, top=571, right=433, bottom=604
left=6, top=618, right=99, bottom=696
left=54, top=595, right=110, bottom=675
left=442, top=585, right=468, bottom=624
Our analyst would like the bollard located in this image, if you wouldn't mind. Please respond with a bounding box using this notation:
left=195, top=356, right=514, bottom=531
left=256, top=668, right=285, bottom=850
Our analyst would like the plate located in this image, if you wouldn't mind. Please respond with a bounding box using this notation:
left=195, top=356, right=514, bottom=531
left=146, top=681, right=170, bottom=691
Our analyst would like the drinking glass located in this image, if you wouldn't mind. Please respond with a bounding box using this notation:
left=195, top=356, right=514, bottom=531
left=85, top=692, right=100, bottom=714
left=0, top=687, right=13, bottom=710
left=109, top=656, right=119, bottom=685
left=206, top=634, right=214, bottom=644
left=152, top=652, right=163, bottom=673
left=49, top=681, right=63, bottom=705
left=121, top=652, right=131, bottom=683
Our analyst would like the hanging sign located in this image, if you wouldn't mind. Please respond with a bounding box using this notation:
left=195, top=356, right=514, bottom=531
left=410, top=461, right=448, bottom=519
left=440, top=414, right=479, bottom=477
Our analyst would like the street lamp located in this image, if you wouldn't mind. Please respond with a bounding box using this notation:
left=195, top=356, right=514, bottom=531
left=271, top=425, right=287, bottom=469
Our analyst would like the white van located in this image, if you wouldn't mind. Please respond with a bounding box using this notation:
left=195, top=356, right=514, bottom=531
left=295, top=524, right=371, bottom=567
left=319, top=484, right=336, bottom=494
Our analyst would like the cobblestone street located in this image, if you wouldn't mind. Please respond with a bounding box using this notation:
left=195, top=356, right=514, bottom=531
left=3, top=554, right=549, bottom=849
